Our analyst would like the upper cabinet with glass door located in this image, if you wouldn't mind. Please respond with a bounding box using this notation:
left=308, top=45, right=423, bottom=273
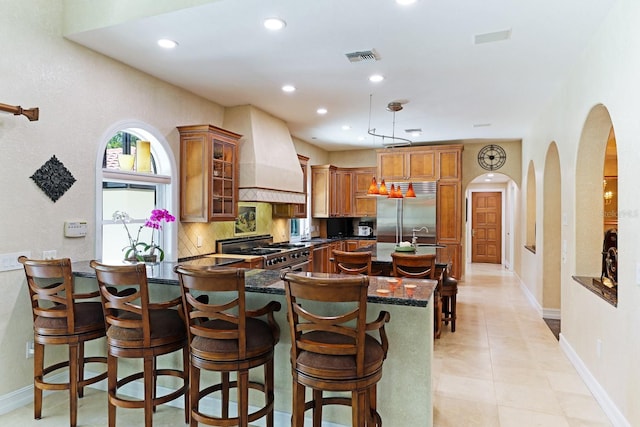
left=178, top=124, right=241, bottom=222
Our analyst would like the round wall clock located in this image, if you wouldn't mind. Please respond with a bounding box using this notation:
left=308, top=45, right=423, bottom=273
left=477, top=144, right=507, bottom=171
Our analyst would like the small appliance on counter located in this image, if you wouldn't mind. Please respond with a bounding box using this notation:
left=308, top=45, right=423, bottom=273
left=357, top=221, right=374, bottom=237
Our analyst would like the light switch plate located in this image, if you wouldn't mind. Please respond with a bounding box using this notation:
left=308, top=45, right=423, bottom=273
left=0, top=251, right=31, bottom=272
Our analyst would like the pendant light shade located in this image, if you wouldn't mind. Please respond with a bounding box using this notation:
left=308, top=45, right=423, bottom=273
left=367, top=177, right=380, bottom=195
left=405, top=182, right=416, bottom=198
left=379, top=179, right=388, bottom=196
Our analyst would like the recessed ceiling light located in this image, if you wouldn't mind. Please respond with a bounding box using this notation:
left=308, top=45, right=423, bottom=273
left=157, top=39, right=178, bottom=49
left=484, top=178, right=492, bottom=182
left=369, top=74, right=384, bottom=83
left=264, top=17, right=286, bottom=31
left=396, top=0, right=417, bottom=5
left=317, top=108, right=328, bottom=115
left=342, top=125, right=351, bottom=131
left=487, top=173, right=494, bottom=177
left=282, top=85, right=296, bottom=93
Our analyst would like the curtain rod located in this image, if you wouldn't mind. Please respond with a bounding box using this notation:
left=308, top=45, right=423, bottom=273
left=0, top=102, right=39, bottom=121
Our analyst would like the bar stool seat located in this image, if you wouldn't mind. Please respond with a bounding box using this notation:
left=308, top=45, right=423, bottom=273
left=19, top=256, right=108, bottom=427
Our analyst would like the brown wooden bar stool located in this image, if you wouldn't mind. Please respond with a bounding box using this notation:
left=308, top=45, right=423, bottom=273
left=332, top=249, right=382, bottom=276
left=89, top=261, right=188, bottom=427
left=390, top=252, right=442, bottom=337
left=281, top=271, right=390, bottom=427
left=19, top=256, right=108, bottom=427
left=440, top=275, right=458, bottom=332
left=174, top=265, right=281, bottom=427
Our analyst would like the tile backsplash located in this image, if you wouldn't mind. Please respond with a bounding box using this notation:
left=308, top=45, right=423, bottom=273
left=178, top=202, right=290, bottom=259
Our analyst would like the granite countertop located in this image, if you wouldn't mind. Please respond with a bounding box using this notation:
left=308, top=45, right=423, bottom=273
left=72, top=260, right=436, bottom=308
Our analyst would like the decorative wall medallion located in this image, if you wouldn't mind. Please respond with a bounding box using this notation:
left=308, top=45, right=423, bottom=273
left=477, top=144, right=507, bottom=171
left=30, top=155, right=76, bottom=202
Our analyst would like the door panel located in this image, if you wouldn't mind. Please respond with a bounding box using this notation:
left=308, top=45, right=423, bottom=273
left=472, top=192, right=502, bottom=264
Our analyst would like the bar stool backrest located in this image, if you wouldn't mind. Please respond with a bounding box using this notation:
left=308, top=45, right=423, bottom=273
left=89, top=261, right=153, bottom=346
left=332, top=250, right=373, bottom=275
left=391, top=252, right=437, bottom=279
left=20, top=257, right=79, bottom=335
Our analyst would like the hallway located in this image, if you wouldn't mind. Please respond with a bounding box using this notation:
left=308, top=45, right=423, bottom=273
left=433, top=263, right=611, bottom=426
left=0, top=264, right=612, bottom=426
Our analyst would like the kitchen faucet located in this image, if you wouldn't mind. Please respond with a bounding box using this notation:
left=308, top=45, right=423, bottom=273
left=411, top=227, right=429, bottom=246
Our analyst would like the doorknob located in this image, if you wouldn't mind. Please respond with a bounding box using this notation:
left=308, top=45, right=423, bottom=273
left=472, top=229, right=476, bottom=237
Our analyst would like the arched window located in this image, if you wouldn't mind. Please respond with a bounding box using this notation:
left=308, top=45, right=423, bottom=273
left=96, top=122, right=177, bottom=263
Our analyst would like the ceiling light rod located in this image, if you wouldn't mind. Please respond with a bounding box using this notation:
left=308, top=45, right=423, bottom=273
left=367, top=94, right=411, bottom=146
left=0, top=102, right=39, bottom=121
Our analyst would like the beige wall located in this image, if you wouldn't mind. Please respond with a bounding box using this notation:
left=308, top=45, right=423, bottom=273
left=0, top=0, right=227, bottom=394
left=520, top=0, right=640, bottom=424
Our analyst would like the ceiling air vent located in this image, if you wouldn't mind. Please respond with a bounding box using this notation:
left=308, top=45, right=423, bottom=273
left=345, top=49, right=381, bottom=63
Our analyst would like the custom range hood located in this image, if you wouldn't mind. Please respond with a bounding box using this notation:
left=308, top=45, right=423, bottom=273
left=224, top=105, right=304, bottom=204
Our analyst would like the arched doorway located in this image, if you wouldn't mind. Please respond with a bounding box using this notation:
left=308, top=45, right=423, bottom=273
left=542, top=142, right=562, bottom=322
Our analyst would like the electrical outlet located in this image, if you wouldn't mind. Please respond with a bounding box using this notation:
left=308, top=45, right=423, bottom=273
left=197, top=235, right=203, bottom=248
left=43, top=250, right=57, bottom=260
left=26, top=340, right=34, bottom=359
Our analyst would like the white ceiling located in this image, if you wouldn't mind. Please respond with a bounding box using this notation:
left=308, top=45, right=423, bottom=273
left=66, top=0, right=616, bottom=151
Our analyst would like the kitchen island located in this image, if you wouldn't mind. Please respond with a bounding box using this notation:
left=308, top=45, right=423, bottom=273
left=72, top=260, right=436, bottom=426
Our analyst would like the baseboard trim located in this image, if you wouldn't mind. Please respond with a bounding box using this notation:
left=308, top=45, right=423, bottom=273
left=0, top=371, right=346, bottom=427
left=559, top=330, right=630, bottom=426
left=0, top=372, right=67, bottom=415
left=542, top=308, right=561, bottom=320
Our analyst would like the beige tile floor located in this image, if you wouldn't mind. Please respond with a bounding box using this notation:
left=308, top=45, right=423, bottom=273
left=1, top=263, right=612, bottom=426
left=433, top=263, right=612, bottom=427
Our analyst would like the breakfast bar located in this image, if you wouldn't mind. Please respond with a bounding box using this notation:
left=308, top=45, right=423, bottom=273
left=72, top=260, right=437, bottom=426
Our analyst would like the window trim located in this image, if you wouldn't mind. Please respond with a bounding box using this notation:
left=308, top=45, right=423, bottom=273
left=96, top=120, right=178, bottom=262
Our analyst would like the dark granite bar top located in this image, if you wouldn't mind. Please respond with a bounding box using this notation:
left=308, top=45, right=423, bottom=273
left=72, top=260, right=436, bottom=308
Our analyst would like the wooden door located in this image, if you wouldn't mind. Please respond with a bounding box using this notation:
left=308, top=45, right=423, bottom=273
left=471, top=192, right=502, bottom=264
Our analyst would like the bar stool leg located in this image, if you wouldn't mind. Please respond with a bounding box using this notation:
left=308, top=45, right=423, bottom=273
left=33, top=342, right=44, bottom=420
left=68, top=343, right=78, bottom=427
left=313, top=389, right=322, bottom=427
left=144, top=356, right=154, bottom=427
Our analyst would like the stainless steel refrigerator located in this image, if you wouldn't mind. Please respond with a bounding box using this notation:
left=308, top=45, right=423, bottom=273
left=376, top=181, right=437, bottom=244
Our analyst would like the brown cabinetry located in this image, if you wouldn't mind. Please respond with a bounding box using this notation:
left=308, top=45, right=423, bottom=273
left=354, top=168, right=377, bottom=217
left=376, top=144, right=463, bottom=278
left=312, top=165, right=353, bottom=218
left=178, top=125, right=240, bottom=222
left=335, top=169, right=354, bottom=217
left=294, top=154, right=309, bottom=218
left=377, top=149, right=437, bottom=181
left=312, top=165, right=376, bottom=218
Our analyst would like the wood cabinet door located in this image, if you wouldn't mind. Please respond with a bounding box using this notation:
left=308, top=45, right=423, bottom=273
left=312, top=245, right=327, bottom=272
left=354, top=196, right=376, bottom=217
left=294, top=154, right=309, bottom=218
left=407, top=150, right=436, bottom=180
left=311, top=166, right=332, bottom=218
left=437, top=181, right=461, bottom=242
left=378, top=152, right=406, bottom=180
left=439, top=150, right=461, bottom=180
left=354, top=168, right=376, bottom=194
left=336, top=170, right=354, bottom=217
left=180, top=133, right=208, bottom=222
left=345, top=240, right=359, bottom=251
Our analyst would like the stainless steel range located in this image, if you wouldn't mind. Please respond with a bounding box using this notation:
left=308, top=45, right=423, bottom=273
left=217, top=235, right=311, bottom=272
